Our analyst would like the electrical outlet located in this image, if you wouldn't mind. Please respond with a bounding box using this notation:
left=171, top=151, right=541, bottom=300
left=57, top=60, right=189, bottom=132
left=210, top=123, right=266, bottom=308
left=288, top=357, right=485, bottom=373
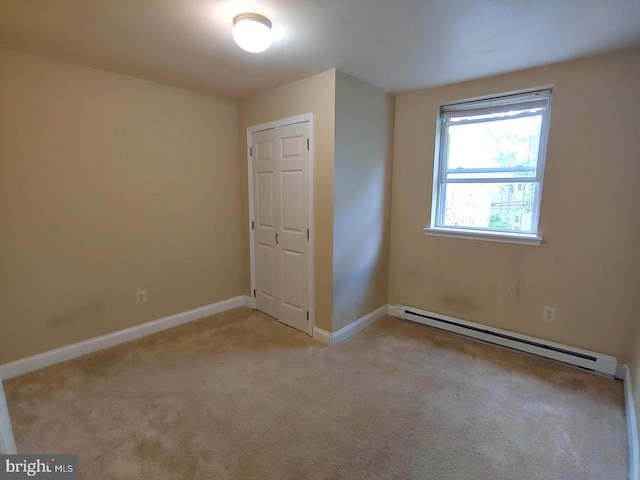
left=136, top=290, right=148, bottom=304
left=542, top=306, right=556, bottom=322
left=510, top=282, right=520, bottom=299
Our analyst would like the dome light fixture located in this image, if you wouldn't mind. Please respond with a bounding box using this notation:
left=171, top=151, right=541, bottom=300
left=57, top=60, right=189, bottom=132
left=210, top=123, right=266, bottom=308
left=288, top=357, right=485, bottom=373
left=232, top=13, right=273, bottom=53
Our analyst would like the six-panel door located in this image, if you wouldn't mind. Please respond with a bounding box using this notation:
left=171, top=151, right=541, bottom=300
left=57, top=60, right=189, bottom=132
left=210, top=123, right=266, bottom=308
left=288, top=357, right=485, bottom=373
left=252, top=122, right=309, bottom=333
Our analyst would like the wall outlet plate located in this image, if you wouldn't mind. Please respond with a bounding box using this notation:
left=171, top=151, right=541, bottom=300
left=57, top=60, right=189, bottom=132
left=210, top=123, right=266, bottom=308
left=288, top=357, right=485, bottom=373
left=542, top=306, right=556, bottom=322
left=136, top=290, right=148, bottom=304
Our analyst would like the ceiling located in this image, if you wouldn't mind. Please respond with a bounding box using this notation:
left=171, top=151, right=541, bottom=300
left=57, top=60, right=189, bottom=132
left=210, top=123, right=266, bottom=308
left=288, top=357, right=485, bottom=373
left=1, top=0, right=639, bottom=99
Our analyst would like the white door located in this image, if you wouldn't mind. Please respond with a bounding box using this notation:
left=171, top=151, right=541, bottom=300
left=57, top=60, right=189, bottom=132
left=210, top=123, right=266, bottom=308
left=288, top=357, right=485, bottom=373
left=252, top=122, right=310, bottom=333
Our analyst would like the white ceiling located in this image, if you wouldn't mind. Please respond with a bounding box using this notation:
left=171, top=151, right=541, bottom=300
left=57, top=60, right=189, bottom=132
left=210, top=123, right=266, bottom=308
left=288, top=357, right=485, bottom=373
left=1, top=0, right=639, bottom=99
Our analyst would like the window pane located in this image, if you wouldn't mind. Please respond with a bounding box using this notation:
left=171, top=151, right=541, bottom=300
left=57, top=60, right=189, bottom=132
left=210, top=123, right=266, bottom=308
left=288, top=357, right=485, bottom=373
left=447, top=115, right=542, bottom=172
left=441, top=182, right=537, bottom=233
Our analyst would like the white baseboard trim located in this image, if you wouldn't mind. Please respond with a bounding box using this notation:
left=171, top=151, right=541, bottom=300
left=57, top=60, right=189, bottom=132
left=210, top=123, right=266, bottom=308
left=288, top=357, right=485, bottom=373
left=312, top=327, right=332, bottom=345
left=0, top=380, right=17, bottom=454
left=313, top=304, right=387, bottom=346
left=624, top=364, right=640, bottom=480
left=244, top=296, right=256, bottom=309
left=333, top=305, right=387, bottom=345
left=387, top=304, right=405, bottom=318
left=0, top=296, right=250, bottom=380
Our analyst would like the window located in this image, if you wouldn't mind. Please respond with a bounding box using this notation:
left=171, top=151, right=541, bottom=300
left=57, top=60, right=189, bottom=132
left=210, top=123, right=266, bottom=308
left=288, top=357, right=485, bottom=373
left=426, top=88, right=552, bottom=245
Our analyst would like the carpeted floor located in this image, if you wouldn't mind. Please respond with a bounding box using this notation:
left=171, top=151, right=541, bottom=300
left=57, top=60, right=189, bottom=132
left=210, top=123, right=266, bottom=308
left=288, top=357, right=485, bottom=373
left=4, top=307, right=627, bottom=479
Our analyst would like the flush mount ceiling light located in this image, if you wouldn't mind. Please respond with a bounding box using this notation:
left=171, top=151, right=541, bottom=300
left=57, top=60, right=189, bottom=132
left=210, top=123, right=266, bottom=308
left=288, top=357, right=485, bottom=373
left=232, top=13, right=273, bottom=53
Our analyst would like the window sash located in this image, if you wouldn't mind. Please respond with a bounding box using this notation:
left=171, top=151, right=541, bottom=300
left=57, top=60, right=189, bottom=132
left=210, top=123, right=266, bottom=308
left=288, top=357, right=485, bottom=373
left=442, top=177, right=539, bottom=184
left=442, top=167, right=539, bottom=183
left=433, top=88, right=551, bottom=236
left=435, top=222, right=535, bottom=235
left=436, top=181, right=542, bottom=235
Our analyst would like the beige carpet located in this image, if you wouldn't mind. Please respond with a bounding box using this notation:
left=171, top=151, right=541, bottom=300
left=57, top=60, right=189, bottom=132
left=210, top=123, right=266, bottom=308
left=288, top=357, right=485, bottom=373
left=4, top=307, right=627, bottom=479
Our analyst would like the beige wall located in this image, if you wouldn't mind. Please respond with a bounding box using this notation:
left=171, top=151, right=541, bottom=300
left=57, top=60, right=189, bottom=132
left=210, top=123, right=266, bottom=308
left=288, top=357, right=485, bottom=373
left=389, top=48, right=640, bottom=362
left=238, top=70, right=336, bottom=331
left=333, top=71, right=394, bottom=331
left=0, top=49, right=244, bottom=364
left=4, top=44, right=638, bottom=363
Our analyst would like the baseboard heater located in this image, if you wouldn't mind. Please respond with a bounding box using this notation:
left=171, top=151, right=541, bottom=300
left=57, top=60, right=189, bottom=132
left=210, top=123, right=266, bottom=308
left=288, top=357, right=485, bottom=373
left=396, top=305, right=618, bottom=377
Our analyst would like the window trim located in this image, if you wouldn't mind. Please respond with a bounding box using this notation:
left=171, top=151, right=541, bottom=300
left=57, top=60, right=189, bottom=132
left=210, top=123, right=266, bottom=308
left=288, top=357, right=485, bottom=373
left=429, top=86, right=552, bottom=244
left=424, top=227, right=542, bottom=246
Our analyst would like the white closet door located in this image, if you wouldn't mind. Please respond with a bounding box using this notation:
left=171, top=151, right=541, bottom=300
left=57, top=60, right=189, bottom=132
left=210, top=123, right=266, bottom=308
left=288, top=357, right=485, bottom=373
left=275, top=122, right=309, bottom=332
left=253, top=128, right=279, bottom=319
left=252, top=121, right=310, bottom=333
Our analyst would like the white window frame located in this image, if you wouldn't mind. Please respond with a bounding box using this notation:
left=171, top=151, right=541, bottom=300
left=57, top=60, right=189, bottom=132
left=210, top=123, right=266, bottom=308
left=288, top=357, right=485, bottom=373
left=425, top=87, right=552, bottom=246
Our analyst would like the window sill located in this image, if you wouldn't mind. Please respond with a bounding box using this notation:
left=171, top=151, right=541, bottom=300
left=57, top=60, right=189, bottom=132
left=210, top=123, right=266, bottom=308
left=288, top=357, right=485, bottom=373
left=423, top=227, right=542, bottom=246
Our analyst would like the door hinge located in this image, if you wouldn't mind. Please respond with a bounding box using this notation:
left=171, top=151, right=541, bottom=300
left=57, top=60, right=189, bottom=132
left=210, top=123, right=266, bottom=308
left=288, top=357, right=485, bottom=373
left=253, top=289, right=256, bottom=298
left=250, top=146, right=253, bottom=157
left=306, top=311, right=309, bottom=321
left=251, top=220, right=254, bottom=230
left=307, top=228, right=309, bottom=240
left=307, top=138, right=309, bottom=151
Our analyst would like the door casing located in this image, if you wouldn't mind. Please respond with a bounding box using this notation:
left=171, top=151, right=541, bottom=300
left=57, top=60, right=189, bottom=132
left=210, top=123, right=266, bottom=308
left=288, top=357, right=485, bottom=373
left=247, top=113, right=315, bottom=336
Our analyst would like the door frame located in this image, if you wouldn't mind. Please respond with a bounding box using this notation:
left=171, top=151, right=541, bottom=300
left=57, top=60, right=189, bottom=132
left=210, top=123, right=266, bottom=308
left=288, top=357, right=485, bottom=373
left=246, top=113, right=315, bottom=336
